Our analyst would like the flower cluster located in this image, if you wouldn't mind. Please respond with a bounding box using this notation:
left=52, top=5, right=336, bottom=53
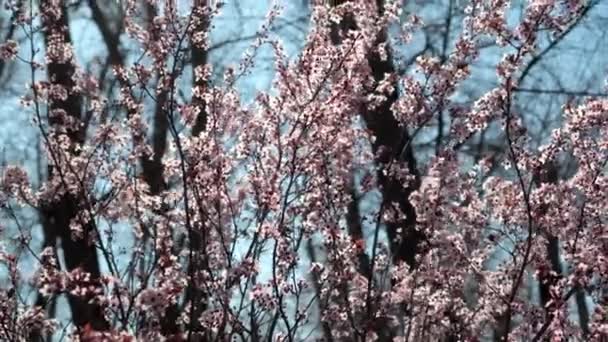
left=0, top=40, right=18, bottom=60
left=0, top=0, right=605, bottom=341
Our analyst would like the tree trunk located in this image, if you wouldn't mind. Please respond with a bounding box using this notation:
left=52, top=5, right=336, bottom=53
left=328, top=1, right=422, bottom=339
left=40, top=0, right=108, bottom=331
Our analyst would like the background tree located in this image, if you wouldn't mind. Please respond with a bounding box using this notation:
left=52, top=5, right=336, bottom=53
left=0, top=0, right=606, bottom=341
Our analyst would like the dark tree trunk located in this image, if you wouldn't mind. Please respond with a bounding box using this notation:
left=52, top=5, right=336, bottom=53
left=40, top=0, right=108, bottom=331
left=328, top=1, right=422, bottom=340
left=162, top=1, right=210, bottom=338
left=534, top=162, right=589, bottom=336
left=363, top=29, right=422, bottom=268
left=191, top=0, right=209, bottom=137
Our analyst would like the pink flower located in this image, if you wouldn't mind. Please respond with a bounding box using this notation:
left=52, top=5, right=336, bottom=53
left=0, top=40, right=18, bottom=60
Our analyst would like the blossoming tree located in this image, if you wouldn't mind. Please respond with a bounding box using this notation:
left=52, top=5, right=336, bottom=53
left=0, top=0, right=606, bottom=341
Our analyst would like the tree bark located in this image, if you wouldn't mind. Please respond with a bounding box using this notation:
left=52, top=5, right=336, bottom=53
left=534, top=162, right=589, bottom=336
left=328, top=1, right=422, bottom=340
left=40, top=0, right=108, bottom=331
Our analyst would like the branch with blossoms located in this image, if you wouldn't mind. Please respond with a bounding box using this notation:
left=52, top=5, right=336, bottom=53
left=0, top=0, right=606, bottom=341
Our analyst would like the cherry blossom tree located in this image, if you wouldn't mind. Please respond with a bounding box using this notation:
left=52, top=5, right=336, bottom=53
left=0, top=0, right=606, bottom=341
